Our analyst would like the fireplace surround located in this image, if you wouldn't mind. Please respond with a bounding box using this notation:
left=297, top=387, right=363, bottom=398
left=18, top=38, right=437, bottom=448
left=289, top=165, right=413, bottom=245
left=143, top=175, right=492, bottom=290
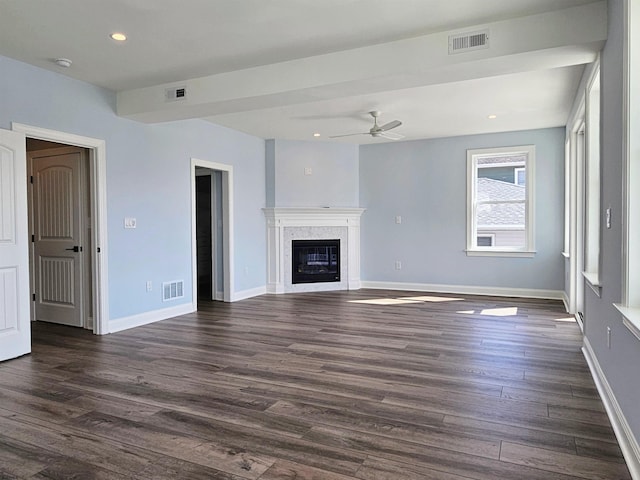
left=263, top=207, right=365, bottom=293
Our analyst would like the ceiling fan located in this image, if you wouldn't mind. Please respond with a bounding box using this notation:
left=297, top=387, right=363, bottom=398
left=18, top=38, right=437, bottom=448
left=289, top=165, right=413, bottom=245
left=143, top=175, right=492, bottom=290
left=330, top=111, right=404, bottom=140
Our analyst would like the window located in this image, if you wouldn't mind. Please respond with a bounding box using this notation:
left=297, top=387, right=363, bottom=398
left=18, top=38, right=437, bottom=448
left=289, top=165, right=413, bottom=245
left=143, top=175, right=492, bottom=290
left=467, top=145, right=535, bottom=257
left=583, top=68, right=601, bottom=289
left=615, top=0, right=640, bottom=340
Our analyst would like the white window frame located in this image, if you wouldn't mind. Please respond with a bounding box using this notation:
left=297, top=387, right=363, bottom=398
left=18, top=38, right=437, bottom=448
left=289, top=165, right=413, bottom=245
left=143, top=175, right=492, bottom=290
left=466, top=145, right=536, bottom=257
left=582, top=66, right=602, bottom=292
left=615, top=0, right=640, bottom=340
left=514, top=167, right=526, bottom=186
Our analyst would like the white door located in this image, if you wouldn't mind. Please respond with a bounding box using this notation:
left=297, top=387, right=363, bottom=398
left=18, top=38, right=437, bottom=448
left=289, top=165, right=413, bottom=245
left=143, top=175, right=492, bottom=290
left=0, top=128, right=30, bottom=362
left=30, top=147, right=84, bottom=327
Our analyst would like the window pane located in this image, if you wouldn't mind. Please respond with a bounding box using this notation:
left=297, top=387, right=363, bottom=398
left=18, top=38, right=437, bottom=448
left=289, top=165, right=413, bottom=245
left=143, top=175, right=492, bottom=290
left=477, top=235, right=493, bottom=247
left=475, top=154, right=527, bottom=248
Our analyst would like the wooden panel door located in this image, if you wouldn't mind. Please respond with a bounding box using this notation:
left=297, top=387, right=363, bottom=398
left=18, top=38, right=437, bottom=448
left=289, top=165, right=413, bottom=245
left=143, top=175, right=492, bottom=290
left=30, top=147, right=84, bottom=327
left=0, top=128, right=30, bottom=361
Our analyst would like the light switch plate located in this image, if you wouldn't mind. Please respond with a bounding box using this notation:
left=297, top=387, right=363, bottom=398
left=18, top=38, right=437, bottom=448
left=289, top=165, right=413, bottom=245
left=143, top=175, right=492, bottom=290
left=304, top=167, right=313, bottom=176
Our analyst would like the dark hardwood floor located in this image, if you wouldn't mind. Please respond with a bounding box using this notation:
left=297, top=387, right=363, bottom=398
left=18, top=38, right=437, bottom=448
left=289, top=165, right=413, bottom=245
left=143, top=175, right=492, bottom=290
left=0, top=289, right=631, bottom=479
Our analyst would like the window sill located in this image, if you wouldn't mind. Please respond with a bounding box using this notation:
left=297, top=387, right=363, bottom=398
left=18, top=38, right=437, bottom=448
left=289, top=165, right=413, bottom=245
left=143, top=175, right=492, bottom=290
left=614, top=304, right=640, bottom=342
left=582, top=271, right=602, bottom=296
left=465, top=249, right=536, bottom=258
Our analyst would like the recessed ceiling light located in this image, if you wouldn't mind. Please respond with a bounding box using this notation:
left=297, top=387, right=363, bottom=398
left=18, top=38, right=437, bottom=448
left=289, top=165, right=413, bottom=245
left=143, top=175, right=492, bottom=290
left=110, top=32, right=127, bottom=42
left=488, top=114, right=498, bottom=119
left=313, top=133, right=321, bottom=137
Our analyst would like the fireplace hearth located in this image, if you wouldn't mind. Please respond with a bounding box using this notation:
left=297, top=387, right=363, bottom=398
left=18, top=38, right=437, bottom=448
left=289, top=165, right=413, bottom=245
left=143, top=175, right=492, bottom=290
left=292, top=239, right=340, bottom=284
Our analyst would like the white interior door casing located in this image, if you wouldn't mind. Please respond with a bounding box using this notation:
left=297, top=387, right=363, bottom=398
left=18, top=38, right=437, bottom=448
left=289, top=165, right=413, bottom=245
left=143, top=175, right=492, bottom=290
left=0, top=128, right=30, bottom=361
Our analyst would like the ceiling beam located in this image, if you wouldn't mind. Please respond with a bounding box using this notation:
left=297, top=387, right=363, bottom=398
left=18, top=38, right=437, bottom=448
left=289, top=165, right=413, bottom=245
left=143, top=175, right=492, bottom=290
left=117, top=1, right=606, bottom=124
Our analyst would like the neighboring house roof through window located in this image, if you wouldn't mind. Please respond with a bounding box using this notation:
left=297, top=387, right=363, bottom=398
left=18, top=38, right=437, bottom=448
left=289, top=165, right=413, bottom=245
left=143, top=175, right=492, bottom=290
left=476, top=178, right=525, bottom=226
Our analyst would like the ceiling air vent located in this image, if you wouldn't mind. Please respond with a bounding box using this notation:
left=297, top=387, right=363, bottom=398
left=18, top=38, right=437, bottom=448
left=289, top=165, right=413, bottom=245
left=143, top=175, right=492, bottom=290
left=448, top=29, right=489, bottom=54
left=165, top=86, right=187, bottom=102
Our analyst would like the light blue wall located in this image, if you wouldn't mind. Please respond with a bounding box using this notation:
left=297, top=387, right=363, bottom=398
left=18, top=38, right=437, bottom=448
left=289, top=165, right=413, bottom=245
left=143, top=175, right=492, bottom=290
left=268, top=139, right=359, bottom=207
left=0, top=55, right=266, bottom=320
left=584, top=0, right=640, bottom=442
left=359, top=128, right=565, bottom=290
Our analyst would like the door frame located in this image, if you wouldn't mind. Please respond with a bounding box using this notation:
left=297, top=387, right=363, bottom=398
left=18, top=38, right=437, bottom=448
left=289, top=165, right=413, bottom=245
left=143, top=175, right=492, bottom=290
left=12, top=123, right=109, bottom=335
left=190, top=158, right=233, bottom=304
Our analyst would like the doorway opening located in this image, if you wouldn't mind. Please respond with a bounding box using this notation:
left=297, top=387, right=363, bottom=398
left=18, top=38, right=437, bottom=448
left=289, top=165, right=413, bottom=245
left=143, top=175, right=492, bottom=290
left=27, top=140, right=94, bottom=329
left=13, top=123, right=109, bottom=335
left=191, top=159, right=233, bottom=305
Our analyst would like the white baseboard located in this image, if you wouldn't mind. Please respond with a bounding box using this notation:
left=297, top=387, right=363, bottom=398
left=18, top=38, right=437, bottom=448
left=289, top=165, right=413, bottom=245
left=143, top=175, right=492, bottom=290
left=231, top=285, right=267, bottom=302
left=360, top=281, right=563, bottom=300
left=108, top=302, right=195, bottom=334
left=562, top=291, right=570, bottom=312
left=583, top=337, right=640, bottom=479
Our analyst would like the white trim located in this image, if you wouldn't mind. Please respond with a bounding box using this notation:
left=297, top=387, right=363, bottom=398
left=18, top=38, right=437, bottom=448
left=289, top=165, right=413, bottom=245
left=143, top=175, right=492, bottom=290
left=465, top=249, right=536, bottom=258
left=11, top=123, right=109, bottom=335
left=614, top=304, right=640, bottom=342
left=231, top=285, right=267, bottom=302
left=622, top=0, right=640, bottom=309
left=360, top=281, right=563, bottom=300
left=561, top=291, right=570, bottom=313
left=108, top=302, right=194, bottom=334
left=584, top=66, right=601, bottom=282
left=191, top=158, right=234, bottom=304
left=582, top=337, right=640, bottom=480
left=583, top=271, right=602, bottom=292
left=466, top=145, right=535, bottom=256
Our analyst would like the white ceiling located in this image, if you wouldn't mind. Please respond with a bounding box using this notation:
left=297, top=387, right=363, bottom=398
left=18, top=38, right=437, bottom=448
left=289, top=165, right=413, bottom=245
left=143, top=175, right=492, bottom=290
left=0, top=0, right=605, bottom=143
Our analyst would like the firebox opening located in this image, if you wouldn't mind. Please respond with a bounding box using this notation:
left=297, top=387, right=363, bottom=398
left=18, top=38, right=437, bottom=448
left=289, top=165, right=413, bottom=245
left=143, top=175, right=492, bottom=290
left=292, top=239, right=340, bottom=284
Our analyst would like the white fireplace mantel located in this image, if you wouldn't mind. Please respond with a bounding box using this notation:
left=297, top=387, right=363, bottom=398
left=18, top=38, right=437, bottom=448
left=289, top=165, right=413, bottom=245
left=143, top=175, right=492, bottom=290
left=263, top=207, right=365, bottom=294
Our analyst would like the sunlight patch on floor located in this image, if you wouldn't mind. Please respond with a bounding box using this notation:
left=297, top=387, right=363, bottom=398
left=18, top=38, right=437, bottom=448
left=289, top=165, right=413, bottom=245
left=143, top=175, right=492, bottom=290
left=554, top=317, right=577, bottom=323
left=457, top=307, right=519, bottom=316
left=349, top=298, right=425, bottom=305
left=349, top=295, right=465, bottom=306
left=401, top=296, right=465, bottom=303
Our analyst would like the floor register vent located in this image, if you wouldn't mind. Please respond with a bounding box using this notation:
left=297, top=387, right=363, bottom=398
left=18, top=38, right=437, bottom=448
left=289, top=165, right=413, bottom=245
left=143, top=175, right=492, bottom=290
left=448, top=29, right=490, bottom=54
left=163, top=280, right=184, bottom=301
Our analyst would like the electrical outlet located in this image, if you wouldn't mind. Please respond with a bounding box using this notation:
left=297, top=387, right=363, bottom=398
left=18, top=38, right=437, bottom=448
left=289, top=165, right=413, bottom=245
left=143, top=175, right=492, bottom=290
left=395, top=260, right=402, bottom=270
left=304, top=167, right=313, bottom=176
left=124, top=217, right=137, bottom=229
left=395, top=215, right=402, bottom=224
left=146, top=281, right=152, bottom=292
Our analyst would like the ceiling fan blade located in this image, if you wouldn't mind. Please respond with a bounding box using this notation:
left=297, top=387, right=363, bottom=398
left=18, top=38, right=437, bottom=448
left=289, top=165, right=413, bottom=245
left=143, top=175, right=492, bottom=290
left=379, top=131, right=405, bottom=140
left=380, top=120, right=402, bottom=131
left=328, top=132, right=368, bottom=138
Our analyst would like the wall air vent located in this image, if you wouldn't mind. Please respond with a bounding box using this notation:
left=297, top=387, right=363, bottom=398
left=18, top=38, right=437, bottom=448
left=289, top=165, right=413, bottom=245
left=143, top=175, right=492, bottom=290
left=162, top=280, right=184, bottom=301
left=165, top=86, right=187, bottom=102
left=448, top=29, right=490, bottom=54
